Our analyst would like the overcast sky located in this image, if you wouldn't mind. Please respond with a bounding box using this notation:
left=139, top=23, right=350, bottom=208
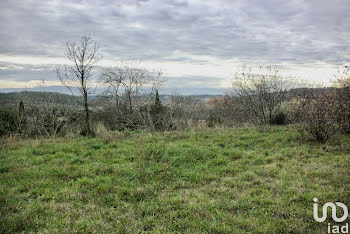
left=0, top=0, right=349, bottom=94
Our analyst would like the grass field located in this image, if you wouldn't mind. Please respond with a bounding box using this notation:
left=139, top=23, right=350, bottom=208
left=1, top=126, right=349, bottom=233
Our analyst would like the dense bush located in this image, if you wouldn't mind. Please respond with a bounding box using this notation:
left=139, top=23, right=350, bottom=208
left=0, top=98, right=82, bottom=138
left=333, top=67, right=350, bottom=134
left=207, top=111, right=222, bottom=128
left=0, top=110, right=19, bottom=136
left=231, top=67, right=296, bottom=124
left=93, top=92, right=174, bottom=132
left=150, top=90, right=168, bottom=131
left=297, top=91, right=339, bottom=143
left=269, top=112, right=287, bottom=125
left=93, top=108, right=145, bottom=131
left=206, top=96, right=253, bottom=126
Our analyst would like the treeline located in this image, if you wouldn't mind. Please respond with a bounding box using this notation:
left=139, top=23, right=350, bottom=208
left=0, top=35, right=349, bottom=143
left=1, top=66, right=349, bottom=143
left=0, top=90, right=205, bottom=138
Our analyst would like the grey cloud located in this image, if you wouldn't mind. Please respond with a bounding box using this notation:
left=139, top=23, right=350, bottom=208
left=162, top=75, right=226, bottom=95
left=0, top=63, right=57, bottom=82
left=166, top=76, right=226, bottom=89
left=0, top=0, right=349, bottom=89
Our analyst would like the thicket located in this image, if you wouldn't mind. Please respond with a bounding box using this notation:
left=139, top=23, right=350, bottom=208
left=1, top=66, right=349, bottom=144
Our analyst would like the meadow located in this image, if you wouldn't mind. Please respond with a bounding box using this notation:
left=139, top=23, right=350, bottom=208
left=0, top=126, right=349, bottom=233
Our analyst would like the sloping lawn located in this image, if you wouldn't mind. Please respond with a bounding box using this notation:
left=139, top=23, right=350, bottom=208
left=1, top=126, right=349, bottom=233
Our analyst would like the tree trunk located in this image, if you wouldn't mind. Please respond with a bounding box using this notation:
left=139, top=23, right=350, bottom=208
left=128, top=92, right=133, bottom=113
left=83, top=91, right=91, bottom=135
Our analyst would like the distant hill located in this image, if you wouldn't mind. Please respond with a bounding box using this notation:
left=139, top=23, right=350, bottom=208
left=0, top=91, right=224, bottom=109
left=0, top=85, right=226, bottom=96
left=1, top=87, right=333, bottom=110
left=0, top=91, right=81, bottom=109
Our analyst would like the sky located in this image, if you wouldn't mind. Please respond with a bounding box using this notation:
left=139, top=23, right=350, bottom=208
left=0, top=0, right=349, bottom=94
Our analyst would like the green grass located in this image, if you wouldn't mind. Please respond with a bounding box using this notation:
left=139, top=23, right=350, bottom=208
left=1, top=126, right=349, bottom=233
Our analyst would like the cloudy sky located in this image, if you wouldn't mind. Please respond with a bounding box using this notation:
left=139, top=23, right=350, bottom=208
left=0, top=0, right=349, bottom=94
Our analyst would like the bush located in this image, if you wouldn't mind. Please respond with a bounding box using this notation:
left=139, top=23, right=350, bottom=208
left=207, top=96, right=253, bottom=126
left=334, top=87, right=350, bottom=134
left=297, top=91, right=339, bottom=143
left=0, top=110, right=18, bottom=136
left=80, top=126, right=95, bottom=137
left=207, top=111, right=222, bottom=128
left=269, top=112, right=287, bottom=125
left=333, top=66, right=350, bottom=134
left=150, top=90, right=167, bottom=131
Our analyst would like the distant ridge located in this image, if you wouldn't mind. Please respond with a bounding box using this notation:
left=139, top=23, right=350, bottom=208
left=0, top=86, right=80, bottom=95
left=0, top=85, right=226, bottom=96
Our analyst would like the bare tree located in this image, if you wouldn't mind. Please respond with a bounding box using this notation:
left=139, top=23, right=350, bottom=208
left=56, top=34, right=102, bottom=135
left=231, top=66, right=296, bottom=124
left=102, top=64, right=162, bottom=109
left=100, top=63, right=163, bottom=129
